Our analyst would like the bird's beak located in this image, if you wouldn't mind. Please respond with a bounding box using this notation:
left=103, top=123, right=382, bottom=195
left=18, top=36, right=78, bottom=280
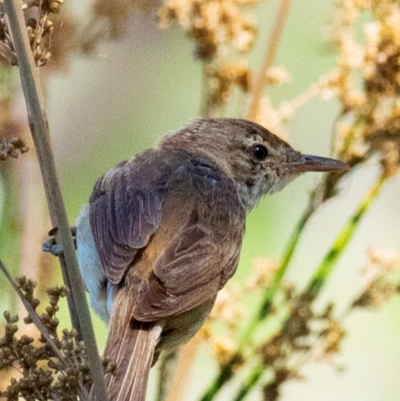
left=289, top=154, right=350, bottom=173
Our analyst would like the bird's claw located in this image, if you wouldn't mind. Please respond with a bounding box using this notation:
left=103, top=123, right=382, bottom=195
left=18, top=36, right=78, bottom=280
left=42, top=226, right=77, bottom=256
left=42, top=238, right=64, bottom=256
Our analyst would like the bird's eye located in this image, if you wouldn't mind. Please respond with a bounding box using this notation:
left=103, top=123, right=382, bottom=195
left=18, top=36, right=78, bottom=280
left=251, top=144, right=269, bottom=162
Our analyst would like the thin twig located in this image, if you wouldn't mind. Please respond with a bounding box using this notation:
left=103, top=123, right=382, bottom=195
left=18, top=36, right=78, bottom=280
left=2, top=1, right=108, bottom=400
left=0, top=257, right=89, bottom=400
left=247, top=0, right=293, bottom=121
left=0, top=258, right=69, bottom=367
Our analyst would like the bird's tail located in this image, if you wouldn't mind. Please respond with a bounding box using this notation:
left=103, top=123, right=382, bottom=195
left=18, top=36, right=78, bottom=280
left=92, top=290, right=162, bottom=401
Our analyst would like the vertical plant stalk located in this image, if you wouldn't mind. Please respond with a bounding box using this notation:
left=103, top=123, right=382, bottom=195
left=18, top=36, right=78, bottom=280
left=232, top=365, right=263, bottom=401
left=199, top=62, right=212, bottom=118
left=2, top=1, right=108, bottom=400
left=230, top=173, right=389, bottom=401
left=247, top=0, right=293, bottom=121
left=165, top=336, right=202, bottom=401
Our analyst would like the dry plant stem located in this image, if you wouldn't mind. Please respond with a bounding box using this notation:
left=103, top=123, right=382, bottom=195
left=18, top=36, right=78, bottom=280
left=0, top=258, right=69, bottom=368
left=18, top=130, right=50, bottom=335
left=200, top=62, right=213, bottom=118
left=165, top=336, right=202, bottom=401
left=247, top=0, right=292, bottom=121
left=3, top=0, right=80, bottom=335
left=2, top=1, right=108, bottom=400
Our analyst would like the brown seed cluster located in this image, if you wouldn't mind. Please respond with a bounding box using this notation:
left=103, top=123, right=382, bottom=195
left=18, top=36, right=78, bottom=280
left=158, top=0, right=259, bottom=59
left=78, top=0, right=159, bottom=53
left=0, top=0, right=67, bottom=67
left=200, top=240, right=400, bottom=399
left=205, top=62, right=250, bottom=110
left=258, top=292, right=346, bottom=401
left=198, top=285, right=245, bottom=367
left=353, top=247, right=400, bottom=308
left=246, top=257, right=279, bottom=291
left=0, top=137, right=28, bottom=161
left=0, top=278, right=117, bottom=400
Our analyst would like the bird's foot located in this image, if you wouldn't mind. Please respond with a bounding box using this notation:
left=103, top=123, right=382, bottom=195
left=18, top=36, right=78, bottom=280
left=42, top=226, right=77, bottom=256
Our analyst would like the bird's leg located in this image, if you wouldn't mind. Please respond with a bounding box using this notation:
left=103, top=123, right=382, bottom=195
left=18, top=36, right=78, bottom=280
left=42, top=226, right=77, bottom=256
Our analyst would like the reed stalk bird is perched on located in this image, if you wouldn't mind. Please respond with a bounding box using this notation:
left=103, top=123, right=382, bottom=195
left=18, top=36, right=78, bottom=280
left=75, top=118, right=348, bottom=401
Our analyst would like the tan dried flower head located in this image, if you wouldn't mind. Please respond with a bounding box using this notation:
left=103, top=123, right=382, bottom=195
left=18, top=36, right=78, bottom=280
left=363, top=14, right=400, bottom=97
left=246, top=257, right=279, bottom=291
left=210, top=285, right=245, bottom=327
left=326, top=0, right=400, bottom=176
left=210, top=334, right=237, bottom=366
left=366, top=246, right=400, bottom=274
left=205, top=61, right=250, bottom=108
left=158, top=0, right=259, bottom=60
left=254, top=97, right=288, bottom=139
left=0, top=137, right=29, bottom=161
left=319, top=319, right=346, bottom=359
left=264, top=66, right=291, bottom=87
left=353, top=246, right=400, bottom=308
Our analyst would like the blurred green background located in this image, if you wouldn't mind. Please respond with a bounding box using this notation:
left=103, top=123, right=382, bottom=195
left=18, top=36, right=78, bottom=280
left=3, top=0, right=400, bottom=399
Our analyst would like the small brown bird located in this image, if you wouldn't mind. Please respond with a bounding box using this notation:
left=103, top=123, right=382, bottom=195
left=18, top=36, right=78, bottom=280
left=75, top=118, right=348, bottom=401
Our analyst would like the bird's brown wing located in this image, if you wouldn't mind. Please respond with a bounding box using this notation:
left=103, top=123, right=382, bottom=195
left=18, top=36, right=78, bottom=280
left=89, top=152, right=169, bottom=284
left=130, top=163, right=245, bottom=321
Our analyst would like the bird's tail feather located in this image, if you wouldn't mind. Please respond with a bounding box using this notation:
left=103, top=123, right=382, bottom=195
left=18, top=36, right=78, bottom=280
left=92, top=288, right=162, bottom=401
left=108, top=321, right=162, bottom=401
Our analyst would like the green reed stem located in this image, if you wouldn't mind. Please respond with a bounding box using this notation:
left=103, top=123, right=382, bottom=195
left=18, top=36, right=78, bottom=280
left=306, top=174, right=387, bottom=298
left=232, top=364, right=264, bottom=401
left=231, top=173, right=388, bottom=400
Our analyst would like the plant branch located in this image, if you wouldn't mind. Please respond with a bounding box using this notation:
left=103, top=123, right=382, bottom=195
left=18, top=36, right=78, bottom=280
left=0, top=257, right=90, bottom=400
left=232, top=364, right=263, bottom=401
left=247, top=0, right=293, bottom=121
left=165, top=336, right=202, bottom=401
left=3, top=1, right=107, bottom=400
left=0, top=258, right=69, bottom=367
left=200, top=167, right=384, bottom=400
left=230, top=173, right=388, bottom=400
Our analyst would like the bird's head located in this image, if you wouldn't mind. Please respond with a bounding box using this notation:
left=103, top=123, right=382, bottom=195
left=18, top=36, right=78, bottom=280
left=161, top=118, right=349, bottom=210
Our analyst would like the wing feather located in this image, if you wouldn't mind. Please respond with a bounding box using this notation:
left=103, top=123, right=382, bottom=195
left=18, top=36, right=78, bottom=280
left=131, top=164, right=245, bottom=321
left=89, top=151, right=168, bottom=284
